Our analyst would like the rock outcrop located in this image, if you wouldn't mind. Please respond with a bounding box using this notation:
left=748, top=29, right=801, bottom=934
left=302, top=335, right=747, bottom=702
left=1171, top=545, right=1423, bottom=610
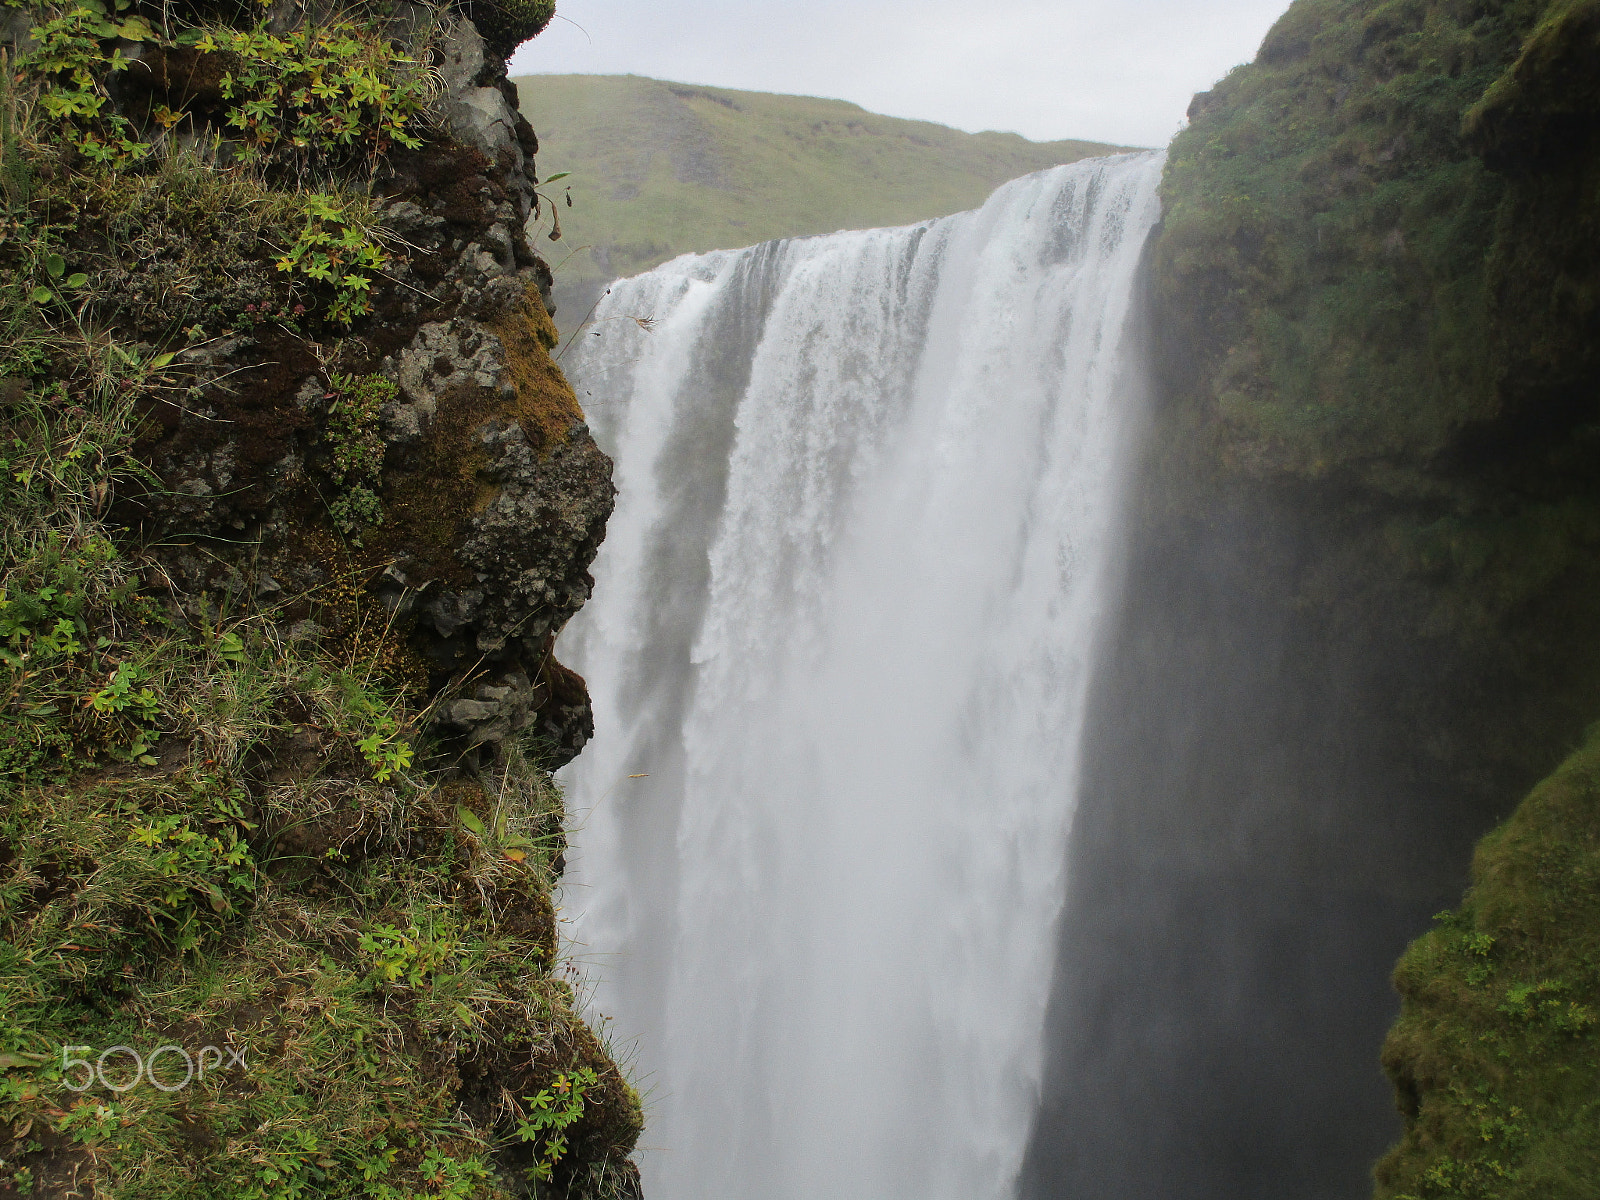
left=117, top=7, right=614, bottom=767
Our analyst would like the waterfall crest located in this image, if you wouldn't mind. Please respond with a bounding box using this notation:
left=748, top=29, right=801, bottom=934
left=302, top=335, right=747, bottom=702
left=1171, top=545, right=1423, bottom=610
left=557, top=151, right=1164, bottom=1200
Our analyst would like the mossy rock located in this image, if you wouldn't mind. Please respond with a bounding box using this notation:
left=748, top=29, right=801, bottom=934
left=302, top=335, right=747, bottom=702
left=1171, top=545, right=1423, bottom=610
left=1377, top=724, right=1600, bottom=1197
left=461, top=0, right=556, bottom=57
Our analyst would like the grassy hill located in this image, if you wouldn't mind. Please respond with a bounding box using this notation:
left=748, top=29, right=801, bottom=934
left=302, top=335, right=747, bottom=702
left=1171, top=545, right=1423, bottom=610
left=512, top=74, right=1134, bottom=336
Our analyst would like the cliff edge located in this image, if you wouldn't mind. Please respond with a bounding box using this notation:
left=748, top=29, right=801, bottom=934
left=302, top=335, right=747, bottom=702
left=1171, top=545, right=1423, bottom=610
left=0, top=0, right=641, bottom=1195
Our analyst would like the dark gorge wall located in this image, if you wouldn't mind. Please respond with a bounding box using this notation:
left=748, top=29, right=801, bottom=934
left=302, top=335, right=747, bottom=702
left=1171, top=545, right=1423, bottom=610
left=1018, top=443, right=1509, bottom=1199
left=1022, top=0, right=1600, bottom=1195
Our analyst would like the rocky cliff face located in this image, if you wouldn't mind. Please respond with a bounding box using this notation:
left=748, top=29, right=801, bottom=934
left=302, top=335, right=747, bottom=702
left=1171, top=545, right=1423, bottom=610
left=1021, top=1, right=1600, bottom=1197
left=0, top=1, right=638, bottom=1195
left=119, top=10, right=614, bottom=769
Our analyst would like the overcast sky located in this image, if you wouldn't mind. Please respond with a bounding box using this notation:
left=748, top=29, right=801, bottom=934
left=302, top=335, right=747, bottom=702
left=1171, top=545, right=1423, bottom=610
left=508, top=0, right=1292, bottom=148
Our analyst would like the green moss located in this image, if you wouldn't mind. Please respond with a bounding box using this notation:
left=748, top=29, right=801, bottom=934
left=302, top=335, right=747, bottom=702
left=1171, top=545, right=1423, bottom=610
left=1151, top=13, right=1600, bottom=1189
left=325, top=372, right=396, bottom=539
left=1155, top=0, right=1565, bottom=477
left=487, top=286, right=585, bottom=450
left=1465, top=0, right=1600, bottom=154
left=463, top=0, right=554, bottom=56
left=1147, top=0, right=1600, bottom=791
left=1377, top=724, right=1600, bottom=1198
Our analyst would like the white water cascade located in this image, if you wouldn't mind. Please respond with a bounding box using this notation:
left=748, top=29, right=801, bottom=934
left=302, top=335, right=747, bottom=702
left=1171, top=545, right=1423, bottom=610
left=556, top=150, right=1164, bottom=1200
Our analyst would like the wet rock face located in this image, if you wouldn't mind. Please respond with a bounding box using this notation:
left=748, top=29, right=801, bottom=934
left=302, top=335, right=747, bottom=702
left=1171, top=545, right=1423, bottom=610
left=123, top=10, right=613, bottom=767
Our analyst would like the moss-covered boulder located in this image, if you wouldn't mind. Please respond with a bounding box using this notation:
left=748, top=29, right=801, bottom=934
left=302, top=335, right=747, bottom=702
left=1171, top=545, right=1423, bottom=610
left=459, top=0, right=555, bottom=58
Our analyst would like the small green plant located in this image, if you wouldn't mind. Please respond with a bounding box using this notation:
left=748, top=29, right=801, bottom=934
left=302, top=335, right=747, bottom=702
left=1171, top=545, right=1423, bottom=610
left=27, top=250, right=89, bottom=306
left=83, top=660, right=157, bottom=719
left=356, top=712, right=412, bottom=782
left=323, top=370, right=393, bottom=534
left=327, top=374, right=388, bottom=483
left=1497, top=979, right=1597, bottom=1034
left=21, top=0, right=157, bottom=166
left=516, top=1066, right=598, bottom=1184
left=127, top=807, right=257, bottom=948
left=238, top=1125, right=323, bottom=1200
left=357, top=921, right=457, bottom=989
left=276, top=193, right=389, bottom=326
left=329, top=484, right=382, bottom=535
left=414, top=1147, right=494, bottom=1198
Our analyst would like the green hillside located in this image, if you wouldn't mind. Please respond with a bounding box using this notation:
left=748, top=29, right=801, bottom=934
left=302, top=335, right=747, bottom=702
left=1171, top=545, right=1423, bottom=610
left=512, top=74, right=1134, bottom=335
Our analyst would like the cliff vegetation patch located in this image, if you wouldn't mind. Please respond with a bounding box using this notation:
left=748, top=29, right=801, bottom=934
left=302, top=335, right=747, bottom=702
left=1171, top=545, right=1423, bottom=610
left=1378, top=726, right=1600, bottom=1198
left=0, top=0, right=639, bottom=1194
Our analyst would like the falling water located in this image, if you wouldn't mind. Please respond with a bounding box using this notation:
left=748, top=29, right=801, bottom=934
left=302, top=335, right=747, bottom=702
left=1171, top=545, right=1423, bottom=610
left=556, top=151, right=1164, bottom=1200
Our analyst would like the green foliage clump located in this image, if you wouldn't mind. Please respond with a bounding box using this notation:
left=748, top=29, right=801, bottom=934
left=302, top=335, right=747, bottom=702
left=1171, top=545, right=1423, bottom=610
left=10, top=0, right=435, bottom=330
left=21, top=0, right=439, bottom=172
left=21, top=0, right=159, bottom=166
left=195, top=18, right=435, bottom=166
left=1377, top=725, right=1600, bottom=1198
left=275, top=194, right=391, bottom=326
left=323, top=370, right=396, bottom=537
left=466, top=0, right=555, bottom=57
left=517, top=1066, right=597, bottom=1185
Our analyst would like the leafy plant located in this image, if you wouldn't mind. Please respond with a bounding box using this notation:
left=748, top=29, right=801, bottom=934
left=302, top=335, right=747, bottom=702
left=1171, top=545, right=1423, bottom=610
left=275, top=192, right=389, bottom=325
left=516, top=1066, right=598, bottom=1184
left=323, top=370, right=393, bottom=534
left=357, top=920, right=457, bottom=989
left=1497, top=980, right=1597, bottom=1034
left=127, top=805, right=257, bottom=949
left=21, top=0, right=156, bottom=166
left=194, top=17, right=436, bottom=168
left=356, top=712, right=412, bottom=782
left=28, top=249, right=89, bottom=306
left=83, top=660, right=157, bottom=719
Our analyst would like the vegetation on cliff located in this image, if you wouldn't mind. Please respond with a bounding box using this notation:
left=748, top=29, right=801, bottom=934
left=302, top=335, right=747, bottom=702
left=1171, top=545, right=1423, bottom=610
left=1153, top=0, right=1600, bottom=1194
left=1378, top=726, right=1600, bottom=1198
left=0, top=0, right=639, bottom=1195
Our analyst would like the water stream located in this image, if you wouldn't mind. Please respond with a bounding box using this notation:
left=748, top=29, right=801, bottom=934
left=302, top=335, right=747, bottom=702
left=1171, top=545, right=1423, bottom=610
left=556, top=151, right=1165, bottom=1200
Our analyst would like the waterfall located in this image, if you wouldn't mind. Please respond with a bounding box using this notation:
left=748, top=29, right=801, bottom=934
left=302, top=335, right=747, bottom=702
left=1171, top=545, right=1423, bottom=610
left=556, top=150, right=1164, bottom=1200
